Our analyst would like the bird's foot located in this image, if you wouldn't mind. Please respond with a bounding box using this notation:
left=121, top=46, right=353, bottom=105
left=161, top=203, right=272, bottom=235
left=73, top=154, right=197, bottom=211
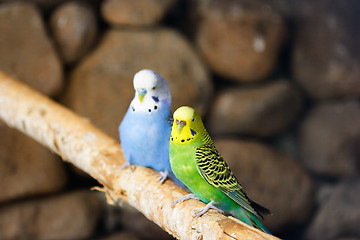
left=171, top=193, right=199, bottom=208
left=158, top=170, right=169, bottom=184
left=195, top=200, right=224, bottom=218
left=120, top=161, right=131, bottom=170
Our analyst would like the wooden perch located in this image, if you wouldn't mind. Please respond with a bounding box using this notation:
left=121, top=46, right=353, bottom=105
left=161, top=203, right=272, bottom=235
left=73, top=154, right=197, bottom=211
left=0, top=71, right=280, bottom=240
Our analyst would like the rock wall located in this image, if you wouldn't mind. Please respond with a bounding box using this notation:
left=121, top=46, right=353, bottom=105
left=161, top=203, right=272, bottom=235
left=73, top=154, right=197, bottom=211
left=0, top=0, right=359, bottom=239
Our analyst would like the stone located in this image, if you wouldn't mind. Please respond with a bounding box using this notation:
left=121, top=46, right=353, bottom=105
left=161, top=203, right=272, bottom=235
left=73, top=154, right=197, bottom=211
left=337, top=238, right=360, bottom=240
left=117, top=203, right=172, bottom=240
left=102, top=200, right=172, bottom=240
left=64, top=28, right=212, bottom=140
left=271, top=131, right=299, bottom=162
left=292, top=0, right=360, bottom=99
left=259, top=0, right=298, bottom=18
left=0, top=123, right=67, bottom=203
left=0, top=190, right=101, bottom=239
left=336, top=238, right=360, bottom=240
left=305, top=180, right=360, bottom=240
left=208, top=80, right=302, bottom=137
left=299, top=101, right=360, bottom=178
left=50, top=1, right=98, bottom=64
left=213, top=139, right=315, bottom=232
left=193, top=0, right=286, bottom=82
left=0, top=2, right=63, bottom=96
left=22, top=0, right=69, bottom=10
left=0, top=0, right=69, bottom=10
left=97, top=231, right=140, bottom=240
left=101, top=0, right=176, bottom=27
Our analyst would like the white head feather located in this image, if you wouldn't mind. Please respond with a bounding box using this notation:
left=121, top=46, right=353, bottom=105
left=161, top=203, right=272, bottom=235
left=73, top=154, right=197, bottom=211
left=130, top=69, right=171, bottom=113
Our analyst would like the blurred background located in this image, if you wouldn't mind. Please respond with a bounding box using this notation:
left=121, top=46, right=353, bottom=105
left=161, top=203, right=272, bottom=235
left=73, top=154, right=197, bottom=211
left=0, top=0, right=359, bottom=239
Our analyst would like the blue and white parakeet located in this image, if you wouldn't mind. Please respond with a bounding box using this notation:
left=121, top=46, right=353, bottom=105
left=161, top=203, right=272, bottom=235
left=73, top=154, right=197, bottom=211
left=119, top=69, right=184, bottom=188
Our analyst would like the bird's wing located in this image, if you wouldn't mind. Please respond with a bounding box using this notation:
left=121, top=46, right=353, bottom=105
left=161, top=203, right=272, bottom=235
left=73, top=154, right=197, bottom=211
left=195, top=144, right=262, bottom=218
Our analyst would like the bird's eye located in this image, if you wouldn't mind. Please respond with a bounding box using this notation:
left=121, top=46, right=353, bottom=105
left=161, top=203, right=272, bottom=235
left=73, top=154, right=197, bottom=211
left=152, top=86, right=156, bottom=90
left=191, top=118, right=195, bottom=122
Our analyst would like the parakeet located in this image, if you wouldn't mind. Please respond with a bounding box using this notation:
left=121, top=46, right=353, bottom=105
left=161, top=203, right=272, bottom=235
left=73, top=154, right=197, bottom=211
left=169, top=106, right=271, bottom=233
left=119, top=69, right=185, bottom=188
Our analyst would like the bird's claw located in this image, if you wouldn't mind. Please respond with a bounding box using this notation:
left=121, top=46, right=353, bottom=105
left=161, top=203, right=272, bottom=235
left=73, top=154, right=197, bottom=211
left=158, top=171, right=169, bottom=184
left=120, top=161, right=131, bottom=170
left=171, top=193, right=199, bottom=208
left=194, top=200, right=224, bottom=218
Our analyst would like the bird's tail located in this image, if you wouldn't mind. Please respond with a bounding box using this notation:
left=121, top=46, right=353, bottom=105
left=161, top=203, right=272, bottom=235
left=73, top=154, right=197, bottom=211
left=234, top=208, right=271, bottom=234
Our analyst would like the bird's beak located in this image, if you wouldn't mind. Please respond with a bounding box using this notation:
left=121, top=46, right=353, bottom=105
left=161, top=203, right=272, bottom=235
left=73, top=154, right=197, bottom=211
left=137, top=88, right=147, bottom=103
left=176, top=119, right=186, bottom=134
left=177, top=124, right=184, bottom=135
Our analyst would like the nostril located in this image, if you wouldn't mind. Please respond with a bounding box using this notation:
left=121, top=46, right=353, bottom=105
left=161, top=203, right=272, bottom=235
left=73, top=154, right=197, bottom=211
left=137, top=88, right=147, bottom=94
left=180, top=120, right=186, bottom=126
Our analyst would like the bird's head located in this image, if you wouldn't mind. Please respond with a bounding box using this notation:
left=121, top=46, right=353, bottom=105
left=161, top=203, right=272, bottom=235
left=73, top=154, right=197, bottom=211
left=132, top=69, right=171, bottom=112
left=133, top=69, right=171, bottom=103
left=171, top=106, right=206, bottom=144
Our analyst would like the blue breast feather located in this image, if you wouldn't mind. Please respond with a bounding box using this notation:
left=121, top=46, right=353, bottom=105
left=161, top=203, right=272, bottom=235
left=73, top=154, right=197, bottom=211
left=119, top=105, right=172, bottom=172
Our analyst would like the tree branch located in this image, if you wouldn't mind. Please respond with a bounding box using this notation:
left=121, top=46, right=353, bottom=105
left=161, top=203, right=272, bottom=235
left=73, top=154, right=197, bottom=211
left=0, top=71, right=280, bottom=240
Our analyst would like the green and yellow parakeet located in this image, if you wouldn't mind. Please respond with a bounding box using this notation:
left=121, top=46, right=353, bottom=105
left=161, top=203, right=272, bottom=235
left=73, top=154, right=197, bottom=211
left=169, top=106, right=270, bottom=233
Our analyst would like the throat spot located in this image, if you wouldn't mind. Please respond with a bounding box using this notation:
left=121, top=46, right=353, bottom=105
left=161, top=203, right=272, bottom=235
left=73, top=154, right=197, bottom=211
left=152, top=96, right=159, bottom=103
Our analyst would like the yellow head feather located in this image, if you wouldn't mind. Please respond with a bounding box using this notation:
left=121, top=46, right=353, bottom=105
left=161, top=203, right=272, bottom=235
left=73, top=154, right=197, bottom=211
left=171, top=106, right=211, bottom=145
